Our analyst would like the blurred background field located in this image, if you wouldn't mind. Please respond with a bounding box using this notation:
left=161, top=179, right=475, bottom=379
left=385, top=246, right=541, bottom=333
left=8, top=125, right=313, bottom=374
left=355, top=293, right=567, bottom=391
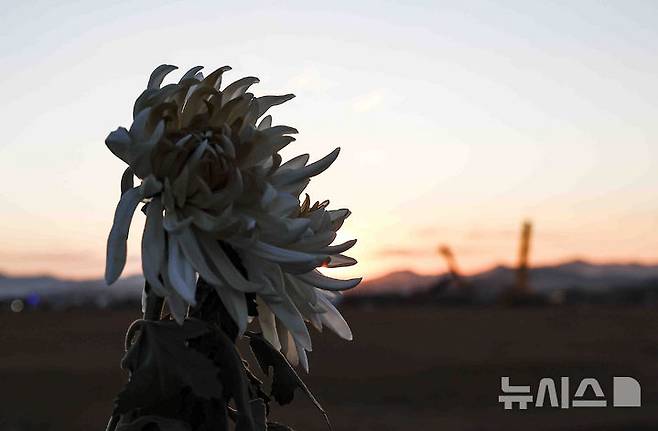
left=2, top=304, right=658, bottom=431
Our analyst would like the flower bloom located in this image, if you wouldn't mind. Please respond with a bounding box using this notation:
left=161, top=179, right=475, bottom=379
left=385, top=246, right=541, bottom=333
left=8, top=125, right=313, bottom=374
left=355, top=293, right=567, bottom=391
left=105, top=64, right=360, bottom=369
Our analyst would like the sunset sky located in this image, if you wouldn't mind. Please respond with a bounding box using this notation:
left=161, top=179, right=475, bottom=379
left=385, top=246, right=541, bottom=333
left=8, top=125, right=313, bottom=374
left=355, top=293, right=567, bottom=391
left=1, top=1, right=658, bottom=282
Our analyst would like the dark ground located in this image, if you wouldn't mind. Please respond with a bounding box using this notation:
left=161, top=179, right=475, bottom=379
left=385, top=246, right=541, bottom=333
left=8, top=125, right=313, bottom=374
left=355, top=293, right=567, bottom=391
left=1, top=305, right=657, bottom=431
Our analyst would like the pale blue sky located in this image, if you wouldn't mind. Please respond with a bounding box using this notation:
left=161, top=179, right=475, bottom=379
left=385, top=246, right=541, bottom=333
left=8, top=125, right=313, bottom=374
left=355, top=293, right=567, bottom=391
left=1, top=0, right=658, bottom=279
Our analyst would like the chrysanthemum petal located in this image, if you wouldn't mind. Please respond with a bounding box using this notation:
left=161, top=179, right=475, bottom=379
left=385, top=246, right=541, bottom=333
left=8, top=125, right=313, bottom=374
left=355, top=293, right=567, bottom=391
left=163, top=211, right=194, bottom=234
left=309, top=312, right=323, bottom=332
left=105, top=127, right=132, bottom=164
left=321, top=239, right=357, bottom=254
left=279, top=154, right=310, bottom=171
left=197, top=234, right=261, bottom=293
left=279, top=178, right=311, bottom=198
left=203, top=169, right=243, bottom=210
left=281, top=218, right=313, bottom=243
left=172, top=166, right=189, bottom=207
left=291, top=231, right=337, bottom=251
left=142, top=199, right=166, bottom=293
left=279, top=259, right=328, bottom=275
left=141, top=175, right=163, bottom=198
left=284, top=274, right=319, bottom=312
left=318, top=294, right=353, bottom=341
left=162, top=278, right=188, bottom=325
left=179, top=66, right=204, bottom=83
left=242, top=254, right=312, bottom=350
left=128, top=107, right=152, bottom=141
left=257, top=299, right=281, bottom=350
left=267, top=192, right=299, bottom=217
left=260, top=182, right=277, bottom=207
left=297, top=270, right=362, bottom=291
left=326, top=254, right=357, bottom=268
left=257, top=115, right=272, bottom=130
left=261, top=125, right=299, bottom=138
left=280, top=328, right=299, bottom=367
left=167, top=236, right=197, bottom=305
left=177, top=226, right=224, bottom=287
left=255, top=94, right=295, bottom=117
left=185, top=205, right=233, bottom=233
left=297, top=343, right=309, bottom=373
left=329, top=208, right=351, bottom=221
left=166, top=293, right=188, bottom=324
left=202, top=65, right=232, bottom=90
left=105, top=186, right=143, bottom=285
left=221, top=77, right=260, bottom=103
left=148, top=64, right=178, bottom=89
left=181, top=86, right=220, bottom=127
left=213, top=282, right=248, bottom=335
left=120, top=167, right=134, bottom=196
left=128, top=113, right=165, bottom=178
left=272, top=148, right=340, bottom=186
left=231, top=238, right=325, bottom=264
left=218, top=134, right=236, bottom=158
left=162, top=179, right=176, bottom=212
left=268, top=297, right=312, bottom=351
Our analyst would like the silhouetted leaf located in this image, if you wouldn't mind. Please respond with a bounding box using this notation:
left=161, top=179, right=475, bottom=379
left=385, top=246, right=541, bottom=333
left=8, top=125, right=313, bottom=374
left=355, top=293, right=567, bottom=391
left=115, top=319, right=222, bottom=415
left=187, top=322, right=258, bottom=431
left=246, top=331, right=329, bottom=427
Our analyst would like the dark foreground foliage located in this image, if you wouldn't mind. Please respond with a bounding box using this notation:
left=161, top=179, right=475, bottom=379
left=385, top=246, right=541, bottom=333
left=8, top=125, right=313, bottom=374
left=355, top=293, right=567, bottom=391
left=106, top=279, right=327, bottom=431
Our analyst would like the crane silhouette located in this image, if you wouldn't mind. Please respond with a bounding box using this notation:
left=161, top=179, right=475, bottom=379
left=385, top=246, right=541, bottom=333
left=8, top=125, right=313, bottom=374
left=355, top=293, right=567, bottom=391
left=516, top=220, right=533, bottom=293
left=438, top=245, right=463, bottom=290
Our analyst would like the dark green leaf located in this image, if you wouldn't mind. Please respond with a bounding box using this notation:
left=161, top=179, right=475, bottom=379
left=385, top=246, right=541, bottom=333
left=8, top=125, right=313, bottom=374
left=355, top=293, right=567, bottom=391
left=187, top=322, right=257, bottom=431
left=115, top=319, right=222, bottom=415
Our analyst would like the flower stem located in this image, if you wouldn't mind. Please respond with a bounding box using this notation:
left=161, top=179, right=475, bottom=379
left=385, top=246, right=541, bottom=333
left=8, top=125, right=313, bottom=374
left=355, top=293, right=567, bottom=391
left=143, top=282, right=164, bottom=320
left=106, top=282, right=163, bottom=430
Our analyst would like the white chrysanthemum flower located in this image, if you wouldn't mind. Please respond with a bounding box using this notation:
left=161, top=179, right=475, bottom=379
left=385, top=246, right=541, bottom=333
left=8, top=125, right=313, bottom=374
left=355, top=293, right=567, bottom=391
left=104, top=64, right=360, bottom=369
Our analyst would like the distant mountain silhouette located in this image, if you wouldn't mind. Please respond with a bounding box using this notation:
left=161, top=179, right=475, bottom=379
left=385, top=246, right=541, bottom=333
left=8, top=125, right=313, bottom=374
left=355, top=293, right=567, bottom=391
left=355, top=270, right=441, bottom=295
left=355, top=260, right=658, bottom=298
left=2, top=260, right=658, bottom=308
